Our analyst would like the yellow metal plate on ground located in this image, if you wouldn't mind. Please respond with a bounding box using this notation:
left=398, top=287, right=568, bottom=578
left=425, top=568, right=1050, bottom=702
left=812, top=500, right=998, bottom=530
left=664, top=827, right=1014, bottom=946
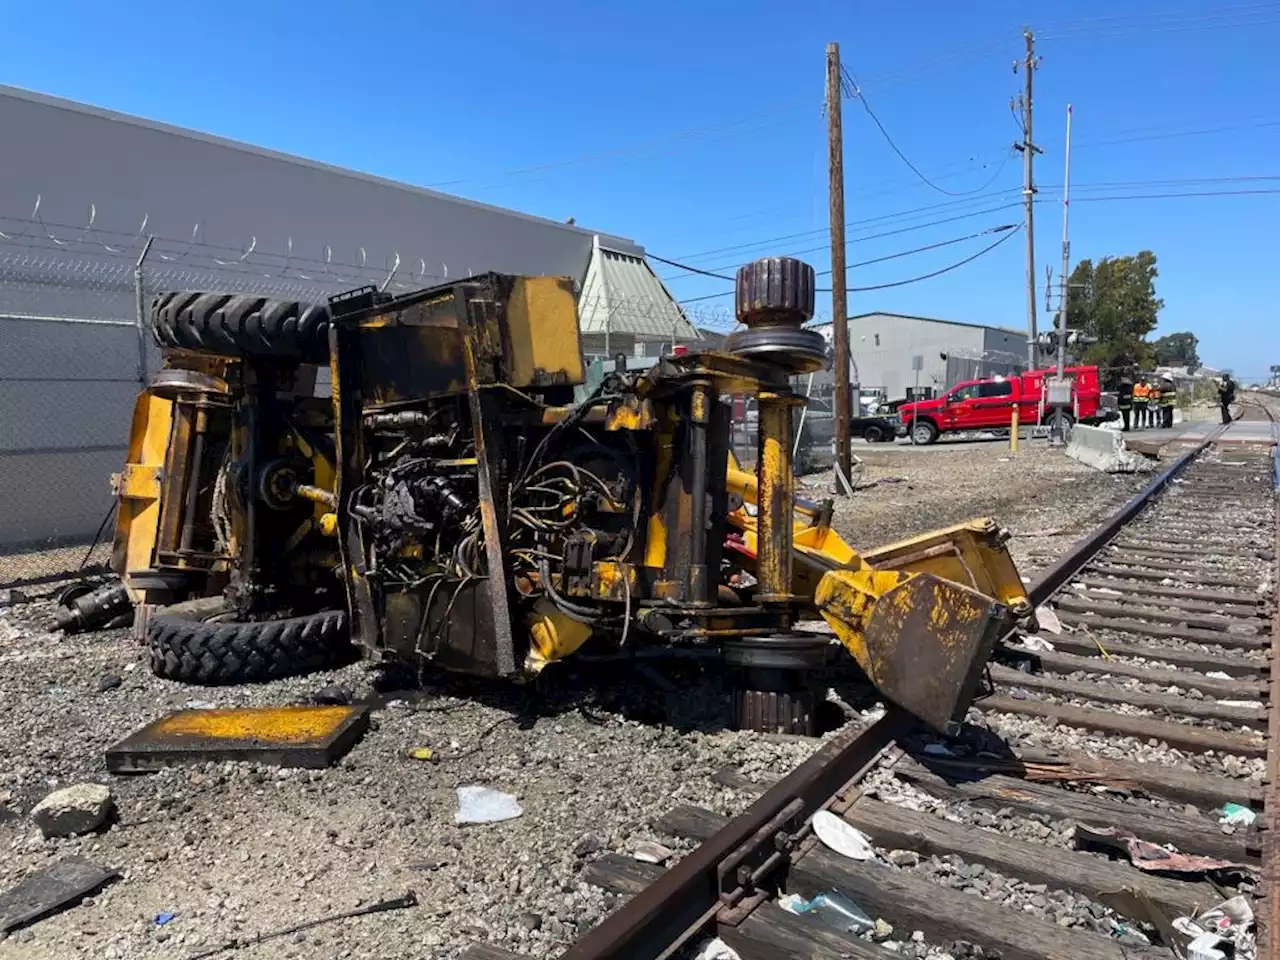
left=104, top=705, right=370, bottom=773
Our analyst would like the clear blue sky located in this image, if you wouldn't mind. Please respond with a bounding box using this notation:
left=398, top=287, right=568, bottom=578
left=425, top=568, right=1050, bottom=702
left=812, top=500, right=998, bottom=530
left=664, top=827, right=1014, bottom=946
left=2, top=0, right=1276, bottom=377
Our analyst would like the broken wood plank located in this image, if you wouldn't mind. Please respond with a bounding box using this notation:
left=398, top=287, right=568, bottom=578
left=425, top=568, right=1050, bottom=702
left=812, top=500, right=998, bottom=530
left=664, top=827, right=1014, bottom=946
left=582, top=853, right=664, bottom=896
left=974, top=693, right=1267, bottom=758
left=1055, top=611, right=1268, bottom=651
left=1071, top=577, right=1262, bottom=607
left=917, top=750, right=1265, bottom=812
left=1119, top=536, right=1273, bottom=559
left=892, top=761, right=1257, bottom=864
left=1008, top=647, right=1268, bottom=700
left=1088, top=563, right=1246, bottom=589
left=988, top=664, right=1265, bottom=727
left=661, top=806, right=1168, bottom=960
left=1054, top=597, right=1261, bottom=633
left=843, top=797, right=1219, bottom=921
left=459, top=947, right=530, bottom=960
left=1046, top=632, right=1267, bottom=676
left=725, top=902, right=901, bottom=960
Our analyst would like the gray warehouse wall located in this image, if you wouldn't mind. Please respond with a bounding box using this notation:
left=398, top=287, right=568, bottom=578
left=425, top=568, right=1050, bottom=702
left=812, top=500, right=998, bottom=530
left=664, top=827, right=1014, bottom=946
left=847, top=314, right=986, bottom=399
left=0, top=86, right=656, bottom=566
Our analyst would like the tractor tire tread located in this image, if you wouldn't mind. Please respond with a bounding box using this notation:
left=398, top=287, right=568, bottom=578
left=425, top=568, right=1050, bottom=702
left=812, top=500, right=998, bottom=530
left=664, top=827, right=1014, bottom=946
left=148, top=607, right=351, bottom=685
left=151, top=291, right=331, bottom=362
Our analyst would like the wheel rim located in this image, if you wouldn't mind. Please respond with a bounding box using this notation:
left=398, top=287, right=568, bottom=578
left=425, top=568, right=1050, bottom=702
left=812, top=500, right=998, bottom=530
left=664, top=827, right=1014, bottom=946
left=912, top=424, right=932, bottom=443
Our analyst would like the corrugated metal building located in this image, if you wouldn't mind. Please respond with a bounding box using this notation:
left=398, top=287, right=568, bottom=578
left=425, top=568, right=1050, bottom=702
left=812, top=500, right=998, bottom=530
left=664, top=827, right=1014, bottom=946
left=0, top=85, right=695, bottom=550
left=811, top=312, right=1027, bottom=402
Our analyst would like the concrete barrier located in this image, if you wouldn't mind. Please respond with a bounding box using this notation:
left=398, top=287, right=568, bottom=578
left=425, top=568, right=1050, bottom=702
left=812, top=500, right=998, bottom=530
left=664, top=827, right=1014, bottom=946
left=1065, top=423, right=1155, bottom=474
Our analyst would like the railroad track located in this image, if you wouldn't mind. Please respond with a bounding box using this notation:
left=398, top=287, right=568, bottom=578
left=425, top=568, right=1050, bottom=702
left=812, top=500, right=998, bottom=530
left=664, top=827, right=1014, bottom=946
left=477, top=422, right=1272, bottom=960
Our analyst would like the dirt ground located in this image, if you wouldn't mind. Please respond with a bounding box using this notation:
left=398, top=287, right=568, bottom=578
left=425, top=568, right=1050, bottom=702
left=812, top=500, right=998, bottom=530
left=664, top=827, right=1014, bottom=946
left=0, top=441, right=1151, bottom=959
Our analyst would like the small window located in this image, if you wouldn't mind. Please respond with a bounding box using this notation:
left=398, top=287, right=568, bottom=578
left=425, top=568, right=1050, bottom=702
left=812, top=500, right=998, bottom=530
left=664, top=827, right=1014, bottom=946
left=874, top=333, right=880, bottom=347
left=950, top=384, right=978, bottom=401
left=978, top=380, right=1014, bottom=398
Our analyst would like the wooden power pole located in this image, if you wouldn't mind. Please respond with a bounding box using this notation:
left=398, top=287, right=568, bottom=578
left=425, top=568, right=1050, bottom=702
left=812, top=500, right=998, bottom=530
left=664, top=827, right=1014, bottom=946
left=826, top=41, right=852, bottom=487
left=1014, top=28, right=1040, bottom=372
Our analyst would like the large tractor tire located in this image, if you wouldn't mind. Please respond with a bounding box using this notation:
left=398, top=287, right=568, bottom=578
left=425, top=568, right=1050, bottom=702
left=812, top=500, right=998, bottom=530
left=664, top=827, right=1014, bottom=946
left=152, top=292, right=332, bottom=363
left=148, top=600, right=352, bottom=685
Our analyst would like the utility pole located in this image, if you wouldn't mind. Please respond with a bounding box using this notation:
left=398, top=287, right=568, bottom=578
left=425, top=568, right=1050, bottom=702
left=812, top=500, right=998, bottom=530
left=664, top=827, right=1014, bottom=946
left=1013, top=28, right=1040, bottom=373
left=826, top=41, right=852, bottom=489
left=1048, top=103, right=1073, bottom=446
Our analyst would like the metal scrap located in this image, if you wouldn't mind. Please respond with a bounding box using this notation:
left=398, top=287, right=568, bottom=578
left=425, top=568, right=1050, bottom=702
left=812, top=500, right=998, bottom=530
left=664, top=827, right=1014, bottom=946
left=1074, top=824, right=1254, bottom=875
left=0, top=857, right=119, bottom=933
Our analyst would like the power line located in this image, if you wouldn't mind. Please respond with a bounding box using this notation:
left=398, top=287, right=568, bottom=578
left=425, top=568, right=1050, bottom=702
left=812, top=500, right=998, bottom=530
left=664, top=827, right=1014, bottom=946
left=662, top=201, right=1030, bottom=282
left=675, top=224, right=1021, bottom=303
left=843, top=224, right=1022, bottom=293
left=840, top=63, right=1014, bottom=198
left=1072, top=187, right=1280, bottom=202
left=815, top=224, right=1018, bottom=278
left=644, top=252, right=735, bottom=281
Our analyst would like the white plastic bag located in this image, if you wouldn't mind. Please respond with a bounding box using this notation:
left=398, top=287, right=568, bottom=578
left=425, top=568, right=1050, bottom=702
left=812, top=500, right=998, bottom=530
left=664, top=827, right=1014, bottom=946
left=455, top=785, right=522, bottom=824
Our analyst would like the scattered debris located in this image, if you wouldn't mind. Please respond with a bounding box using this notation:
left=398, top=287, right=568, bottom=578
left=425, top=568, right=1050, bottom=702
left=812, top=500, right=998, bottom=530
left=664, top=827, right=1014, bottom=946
left=572, top=834, right=604, bottom=857
left=0, top=588, right=28, bottom=607
left=104, top=704, right=371, bottom=772
left=921, top=742, right=957, bottom=757
left=455, top=786, right=522, bottom=825
left=186, top=891, right=418, bottom=960
left=1096, top=887, right=1179, bottom=952
left=311, top=684, right=353, bottom=705
left=1034, top=605, right=1064, bottom=635
left=692, top=936, right=742, bottom=960
left=0, top=857, right=119, bottom=933
left=407, top=747, right=437, bottom=762
left=811, top=810, right=876, bottom=861
left=1074, top=824, right=1252, bottom=875
left=95, top=673, right=123, bottom=693
left=1021, top=635, right=1056, bottom=653
left=154, top=911, right=176, bottom=926
left=887, top=849, right=920, bottom=867
left=632, top=841, right=674, bottom=865
left=1175, top=895, right=1256, bottom=960
left=30, top=783, right=114, bottom=838
left=778, top=891, right=873, bottom=934
left=1219, top=803, right=1257, bottom=827
left=1205, top=671, right=1234, bottom=681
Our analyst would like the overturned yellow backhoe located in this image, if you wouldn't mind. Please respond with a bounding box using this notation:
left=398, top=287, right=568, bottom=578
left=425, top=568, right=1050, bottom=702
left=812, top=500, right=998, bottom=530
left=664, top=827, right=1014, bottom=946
left=100, top=257, right=1030, bottom=734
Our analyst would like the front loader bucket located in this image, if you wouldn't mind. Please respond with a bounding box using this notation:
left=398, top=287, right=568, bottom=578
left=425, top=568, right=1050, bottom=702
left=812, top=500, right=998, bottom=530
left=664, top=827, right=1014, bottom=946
left=817, top=571, right=1012, bottom=732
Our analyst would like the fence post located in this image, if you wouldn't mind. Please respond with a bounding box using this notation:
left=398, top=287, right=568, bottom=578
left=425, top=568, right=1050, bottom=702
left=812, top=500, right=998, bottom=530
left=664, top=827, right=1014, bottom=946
left=133, top=235, right=155, bottom=386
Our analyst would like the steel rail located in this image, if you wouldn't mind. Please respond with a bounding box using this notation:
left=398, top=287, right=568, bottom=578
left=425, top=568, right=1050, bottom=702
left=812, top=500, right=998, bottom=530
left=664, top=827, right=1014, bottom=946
left=1265, top=439, right=1280, bottom=958
left=564, top=422, right=1232, bottom=959
left=1028, top=423, right=1226, bottom=606
left=559, top=708, right=913, bottom=960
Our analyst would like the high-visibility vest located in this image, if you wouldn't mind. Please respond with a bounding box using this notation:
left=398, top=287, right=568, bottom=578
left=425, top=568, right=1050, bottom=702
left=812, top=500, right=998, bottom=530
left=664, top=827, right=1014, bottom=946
left=1133, top=383, right=1149, bottom=403
left=1148, top=386, right=1161, bottom=404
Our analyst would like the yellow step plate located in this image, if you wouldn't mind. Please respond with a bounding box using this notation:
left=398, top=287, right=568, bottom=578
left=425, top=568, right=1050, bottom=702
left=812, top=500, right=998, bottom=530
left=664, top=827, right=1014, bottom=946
left=105, top=705, right=370, bottom=773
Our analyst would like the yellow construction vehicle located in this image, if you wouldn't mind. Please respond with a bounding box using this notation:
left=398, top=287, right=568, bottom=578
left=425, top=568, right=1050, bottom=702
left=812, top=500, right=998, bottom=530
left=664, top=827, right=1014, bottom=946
left=101, top=257, right=1030, bottom=734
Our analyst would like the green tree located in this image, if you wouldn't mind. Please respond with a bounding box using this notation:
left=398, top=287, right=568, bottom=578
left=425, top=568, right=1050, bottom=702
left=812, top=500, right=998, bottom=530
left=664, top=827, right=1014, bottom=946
left=1151, top=331, right=1200, bottom=371
left=1065, top=251, right=1163, bottom=378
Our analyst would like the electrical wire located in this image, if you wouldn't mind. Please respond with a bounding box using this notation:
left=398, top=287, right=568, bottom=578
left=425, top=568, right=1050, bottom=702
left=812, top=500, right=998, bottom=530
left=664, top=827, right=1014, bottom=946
left=844, top=225, right=1021, bottom=293
left=644, top=252, right=735, bottom=281
left=841, top=63, right=1014, bottom=198
left=814, top=224, right=1018, bottom=279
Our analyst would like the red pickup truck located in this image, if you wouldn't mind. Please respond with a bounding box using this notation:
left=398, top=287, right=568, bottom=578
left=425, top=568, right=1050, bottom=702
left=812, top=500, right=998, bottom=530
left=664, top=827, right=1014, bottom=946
left=897, top=365, right=1105, bottom=444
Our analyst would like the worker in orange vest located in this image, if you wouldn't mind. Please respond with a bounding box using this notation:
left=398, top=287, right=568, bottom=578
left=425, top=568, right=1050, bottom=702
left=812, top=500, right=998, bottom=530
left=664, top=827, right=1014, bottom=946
left=1131, top=380, right=1149, bottom=430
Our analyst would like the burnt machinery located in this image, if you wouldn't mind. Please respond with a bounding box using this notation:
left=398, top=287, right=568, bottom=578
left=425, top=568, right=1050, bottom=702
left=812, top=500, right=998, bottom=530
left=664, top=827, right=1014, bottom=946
left=106, top=257, right=1031, bottom=734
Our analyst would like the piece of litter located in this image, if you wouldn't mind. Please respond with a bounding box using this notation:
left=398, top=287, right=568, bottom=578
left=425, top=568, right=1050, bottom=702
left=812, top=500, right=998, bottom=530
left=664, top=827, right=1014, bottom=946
left=155, top=912, right=175, bottom=926
left=1218, top=700, right=1263, bottom=709
left=1020, top=576, right=1031, bottom=584
left=1021, top=635, right=1056, bottom=653
left=1035, top=606, right=1064, bottom=635
left=778, top=893, right=808, bottom=915
left=1206, top=671, right=1233, bottom=681
left=693, top=936, right=741, bottom=960
left=1187, top=932, right=1226, bottom=960
left=997, top=457, right=1011, bottom=462
left=1220, top=803, right=1257, bottom=826
left=1088, top=586, right=1122, bottom=596
left=811, top=810, right=875, bottom=860
left=0, top=857, right=120, bottom=933
left=921, top=743, right=956, bottom=757
left=407, top=747, right=436, bottom=762
left=1075, top=824, right=1251, bottom=875
left=455, top=785, right=522, bottom=825
left=632, top=841, right=674, bottom=865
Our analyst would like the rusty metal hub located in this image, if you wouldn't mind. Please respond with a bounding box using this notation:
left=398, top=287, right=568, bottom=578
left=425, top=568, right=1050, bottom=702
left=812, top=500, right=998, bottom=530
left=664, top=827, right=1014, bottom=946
left=724, top=633, right=829, bottom=736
